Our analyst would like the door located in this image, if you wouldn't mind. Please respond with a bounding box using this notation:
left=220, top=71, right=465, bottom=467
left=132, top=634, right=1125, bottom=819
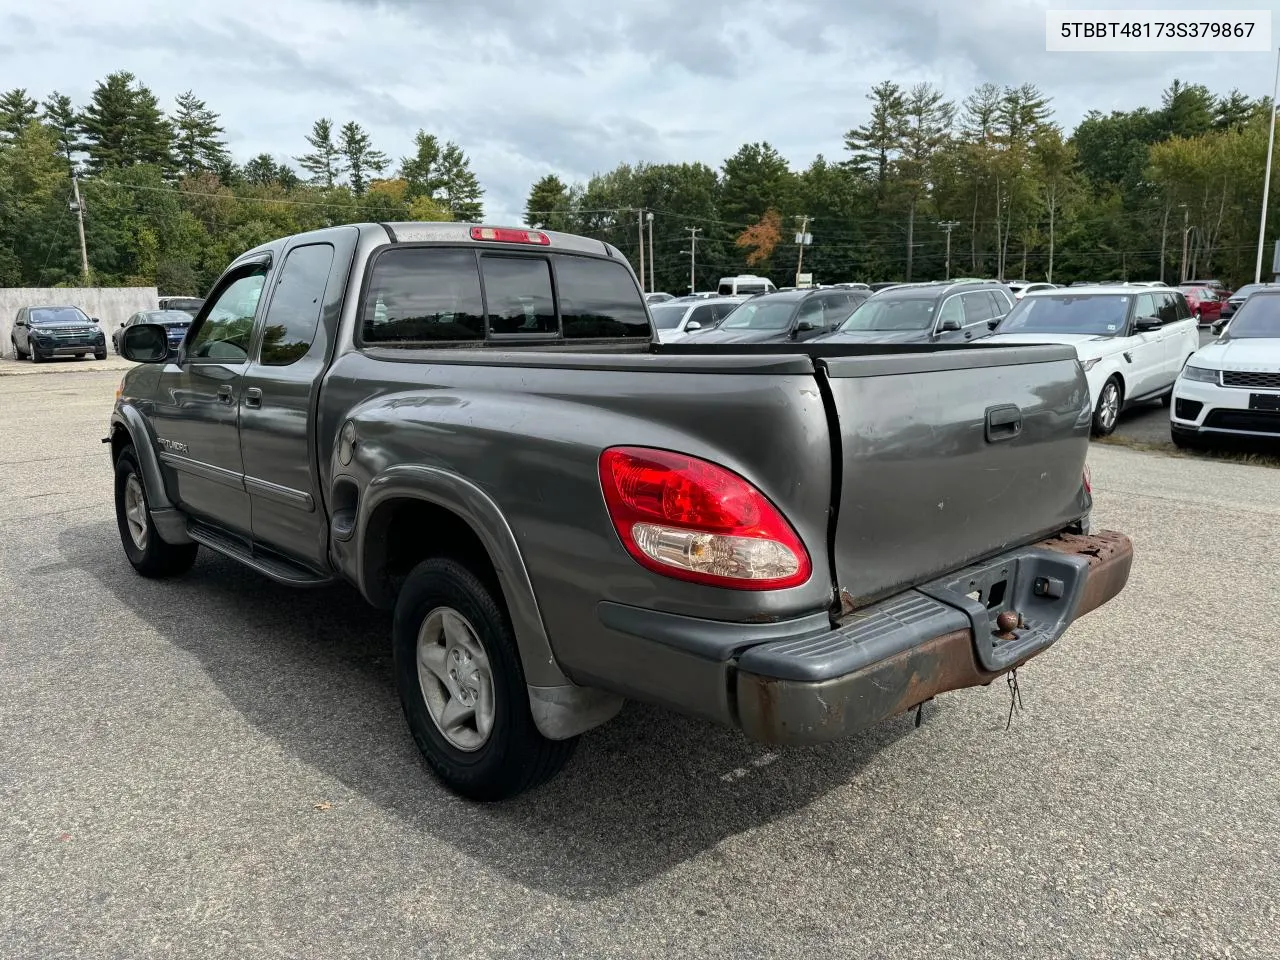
left=682, top=303, right=717, bottom=336
left=149, top=262, right=271, bottom=535
left=932, top=294, right=966, bottom=341
left=791, top=297, right=826, bottom=340
left=1157, top=291, right=1198, bottom=381
left=1126, top=292, right=1168, bottom=399
left=238, top=242, right=338, bottom=568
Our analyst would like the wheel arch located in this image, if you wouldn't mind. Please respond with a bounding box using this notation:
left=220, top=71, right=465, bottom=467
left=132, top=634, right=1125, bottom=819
left=109, top=406, right=192, bottom=545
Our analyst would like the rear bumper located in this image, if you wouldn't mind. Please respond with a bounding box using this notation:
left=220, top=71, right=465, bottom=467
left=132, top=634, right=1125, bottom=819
left=595, top=530, right=1132, bottom=745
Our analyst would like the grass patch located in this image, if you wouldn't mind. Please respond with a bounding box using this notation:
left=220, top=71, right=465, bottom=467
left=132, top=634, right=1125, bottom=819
left=1095, top=433, right=1280, bottom=468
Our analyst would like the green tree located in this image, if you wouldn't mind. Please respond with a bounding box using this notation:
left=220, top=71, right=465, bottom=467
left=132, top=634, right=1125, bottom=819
left=1162, top=80, right=1215, bottom=139
left=894, top=83, right=954, bottom=280
left=338, top=120, right=388, bottom=196
left=843, top=81, right=906, bottom=193
left=524, top=174, right=571, bottom=229
left=297, top=118, right=341, bottom=188
left=79, top=71, right=174, bottom=173
left=39, top=92, right=81, bottom=169
left=172, top=91, right=229, bottom=176
left=398, top=131, right=483, bottom=219
left=0, top=88, right=39, bottom=141
left=720, top=142, right=796, bottom=226
left=1214, top=89, right=1256, bottom=130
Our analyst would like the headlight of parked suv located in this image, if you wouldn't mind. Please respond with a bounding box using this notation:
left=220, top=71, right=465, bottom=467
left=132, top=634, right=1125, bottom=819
left=1181, top=365, right=1218, bottom=383
left=1081, top=358, right=1101, bottom=371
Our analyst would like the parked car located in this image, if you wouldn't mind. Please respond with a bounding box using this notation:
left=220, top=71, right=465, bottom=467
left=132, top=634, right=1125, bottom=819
left=819, top=280, right=1013, bottom=345
left=650, top=297, right=743, bottom=342
left=716, top=274, right=777, bottom=297
left=1007, top=281, right=1058, bottom=300
left=10, top=305, right=107, bottom=361
left=986, top=286, right=1200, bottom=436
left=691, top=288, right=868, bottom=343
left=1178, top=285, right=1224, bottom=325
left=107, top=220, right=1129, bottom=800
left=867, top=282, right=901, bottom=292
left=113, top=309, right=197, bottom=354
left=1214, top=282, right=1274, bottom=332
left=1170, top=290, right=1280, bottom=447
left=158, top=296, right=205, bottom=315
left=644, top=292, right=674, bottom=304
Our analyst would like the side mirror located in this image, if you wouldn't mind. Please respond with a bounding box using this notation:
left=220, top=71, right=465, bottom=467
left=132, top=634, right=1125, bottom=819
left=685, top=320, right=702, bottom=332
left=90, top=317, right=100, bottom=323
left=795, top=320, right=816, bottom=332
left=939, top=318, right=962, bottom=332
left=120, top=323, right=170, bottom=363
left=1135, top=315, right=1162, bottom=331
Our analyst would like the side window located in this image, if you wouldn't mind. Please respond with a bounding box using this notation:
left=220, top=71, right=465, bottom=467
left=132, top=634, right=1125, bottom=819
left=795, top=298, right=824, bottom=327
left=481, top=256, right=556, bottom=335
left=1133, top=294, right=1158, bottom=326
left=187, top=267, right=269, bottom=362
left=709, top=302, right=737, bottom=321
left=361, top=247, right=484, bottom=344
left=688, top=304, right=716, bottom=327
left=1156, top=293, right=1179, bottom=325
left=962, top=292, right=995, bottom=325
left=988, top=290, right=1012, bottom=315
left=555, top=255, right=650, bottom=339
left=259, top=243, right=334, bottom=366
left=936, top=296, right=964, bottom=328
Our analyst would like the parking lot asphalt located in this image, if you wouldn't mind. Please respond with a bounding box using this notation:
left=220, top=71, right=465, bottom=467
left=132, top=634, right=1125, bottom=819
left=2, top=370, right=1277, bottom=960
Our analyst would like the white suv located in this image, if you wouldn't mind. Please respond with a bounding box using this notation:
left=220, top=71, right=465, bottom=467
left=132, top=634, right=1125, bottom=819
left=986, top=286, right=1201, bottom=436
left=1170, top=290, right=1280, bottom=447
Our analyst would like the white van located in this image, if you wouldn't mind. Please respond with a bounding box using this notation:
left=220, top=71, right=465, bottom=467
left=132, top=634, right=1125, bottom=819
left=717, top=275, right=777, bottom=297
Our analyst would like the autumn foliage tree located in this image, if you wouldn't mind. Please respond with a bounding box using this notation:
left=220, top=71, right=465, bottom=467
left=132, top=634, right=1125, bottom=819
left=735, top=208, right=783, bottom=267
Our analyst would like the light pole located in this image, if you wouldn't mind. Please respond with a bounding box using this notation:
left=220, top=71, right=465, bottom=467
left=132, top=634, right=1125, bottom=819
left=646, top=212, right=655, bottom=293
left=684, top=227, right=701, bottom=293
left=939, top=221, right=960, bottom=280
left=635, top=208, right=645, bottom=293
left=1180, top=205, right=1190, bottom=283
left=1257, top=46, right=1280, bottom=284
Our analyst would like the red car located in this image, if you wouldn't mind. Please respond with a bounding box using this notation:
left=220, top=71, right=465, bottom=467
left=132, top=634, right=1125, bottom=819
left=1178, top=285, right=1225, bottom=325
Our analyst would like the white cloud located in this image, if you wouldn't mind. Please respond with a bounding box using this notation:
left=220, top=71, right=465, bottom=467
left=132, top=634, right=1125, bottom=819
left=2, top=0, right=1278, bottom=223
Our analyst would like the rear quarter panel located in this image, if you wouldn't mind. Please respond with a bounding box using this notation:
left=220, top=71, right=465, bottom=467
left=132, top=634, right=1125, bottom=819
left=319, top=350, right=836, bottom=691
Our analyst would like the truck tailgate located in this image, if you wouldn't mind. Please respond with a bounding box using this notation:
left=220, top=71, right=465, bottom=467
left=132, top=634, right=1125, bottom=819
left=818, top=344, right=1092, bottom=607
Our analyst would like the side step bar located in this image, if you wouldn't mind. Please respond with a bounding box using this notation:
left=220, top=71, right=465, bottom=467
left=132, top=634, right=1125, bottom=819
left=187, top=520, right=333, bottom=588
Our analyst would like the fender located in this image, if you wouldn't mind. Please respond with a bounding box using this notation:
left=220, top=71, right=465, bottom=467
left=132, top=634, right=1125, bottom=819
left=110, top=404, right=192, bottom=545
left=349, top=464, right=622, bottom=740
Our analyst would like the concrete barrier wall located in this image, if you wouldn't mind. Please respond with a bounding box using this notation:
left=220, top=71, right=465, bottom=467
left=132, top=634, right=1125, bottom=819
left=1, top=288, right=159, bottom=359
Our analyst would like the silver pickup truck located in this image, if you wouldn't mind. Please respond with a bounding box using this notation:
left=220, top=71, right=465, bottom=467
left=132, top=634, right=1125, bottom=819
left=107, top=222, right=1132, bottom=800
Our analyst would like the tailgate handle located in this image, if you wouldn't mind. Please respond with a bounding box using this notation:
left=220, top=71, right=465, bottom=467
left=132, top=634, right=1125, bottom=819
left=985, top=404, right=1022, bottom=442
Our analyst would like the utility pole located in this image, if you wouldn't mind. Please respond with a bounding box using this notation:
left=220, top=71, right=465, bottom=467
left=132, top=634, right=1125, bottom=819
left=684, top=227, right=701, bottom=293
left=60, top=124, right=89, bottom=282
left=636, top=209, right=645, bottom=293
left=794, top=215, right=812, bottom=287
left=1257, top=46, right=1280, bottom=283
left=1180, top=205, right=1190, bottom=283
left=646, top=212, right=655, bottom=293
left=939, top=221, right=960, bottom=280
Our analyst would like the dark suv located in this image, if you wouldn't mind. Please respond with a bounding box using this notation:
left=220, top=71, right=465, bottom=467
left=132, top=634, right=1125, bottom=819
left=689, top=288, right=869, bottom=343
left=820, top=280, right=1014, bottom=344
left=11, top=305, right=107, bottom=361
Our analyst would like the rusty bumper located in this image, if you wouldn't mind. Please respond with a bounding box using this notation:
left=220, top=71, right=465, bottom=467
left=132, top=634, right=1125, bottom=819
left=735, top=529, right=1133, bottom=745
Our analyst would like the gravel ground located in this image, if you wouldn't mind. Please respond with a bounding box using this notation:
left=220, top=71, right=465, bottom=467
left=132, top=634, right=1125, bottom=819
left=1, top=370, right=1276, bottom=960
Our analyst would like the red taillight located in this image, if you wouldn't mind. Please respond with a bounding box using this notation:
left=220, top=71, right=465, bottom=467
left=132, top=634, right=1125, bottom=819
left=598, top=446, right=811, bottom=590
left=469, top=226, right=550, bottom=245
left=1083, top=464, right=1092, bottom=494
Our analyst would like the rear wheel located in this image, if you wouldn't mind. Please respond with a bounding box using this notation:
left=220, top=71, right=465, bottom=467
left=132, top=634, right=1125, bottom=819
left=392, top=557, right=576, bottom=800
left=10, top=338, right=25, bottom=360
left=114, top=447, right=198, bottom=577
left=1092, top=377, right=1122, bottom=436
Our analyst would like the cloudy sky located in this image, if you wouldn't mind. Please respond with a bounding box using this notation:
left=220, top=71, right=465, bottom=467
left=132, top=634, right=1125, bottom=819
left=2, top=0, right=1278, bottom=222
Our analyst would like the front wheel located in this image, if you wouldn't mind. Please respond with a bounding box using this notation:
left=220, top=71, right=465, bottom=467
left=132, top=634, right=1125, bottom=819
left=1092, top=377, right=1123, bottom=436
left=114, top=447, right=199, bottom=577
left=392, top=557, right=576, bottom=800
left=94, top=349, right=107, bottom=360
left=29, top=343, right=43, bottom=363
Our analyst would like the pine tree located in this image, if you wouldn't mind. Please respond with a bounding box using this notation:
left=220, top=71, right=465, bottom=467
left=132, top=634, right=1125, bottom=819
left=172, top=91, right=229, bottom=176
left=399, top=130, right=445, bottom=199
left=524, top=174, right=570, bottom=229
left=39, top=91, right=81, bottom=168
left=243, top=153, right=281, bottom=185
left=0, top=88, right=38, bottom=141
left=297, top=118, right=341, bottom=188
left=398, top=130, right=484, bottom=219
left=844, top=81, right=906, bottom=193
left=79, top=71, right=174, bottom=172
left=338, top=121, right=388, bottom=196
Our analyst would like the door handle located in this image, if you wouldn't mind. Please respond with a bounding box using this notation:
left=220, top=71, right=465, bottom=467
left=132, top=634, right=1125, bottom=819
left=244, top=387, right=263, bottom=409
left=217, top=384, right=234, bottom=403
left=985, top=404, right=1023, bottom=442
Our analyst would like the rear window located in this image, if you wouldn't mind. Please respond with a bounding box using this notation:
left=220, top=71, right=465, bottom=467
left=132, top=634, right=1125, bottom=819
left=361, top=246, right=647, bottom=344
left=555, top=255, right=649, bottom=339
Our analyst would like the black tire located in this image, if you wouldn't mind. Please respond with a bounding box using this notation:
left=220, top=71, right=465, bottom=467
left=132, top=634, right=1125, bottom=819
left=10, top=338, right=25, bottom=360
left=1171, top=427, right=1201, bottom=451
left=392, top=557, right=576, bottom=801
left=29, top=342, right=43, bottom=363
left=94, top=349, right=107, bottom=360
left=1161, top=391, right=1172, bottom=408
left=114, top=446, right=199, bottom=578
left=1091, top=377, right=1123, bottom=437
